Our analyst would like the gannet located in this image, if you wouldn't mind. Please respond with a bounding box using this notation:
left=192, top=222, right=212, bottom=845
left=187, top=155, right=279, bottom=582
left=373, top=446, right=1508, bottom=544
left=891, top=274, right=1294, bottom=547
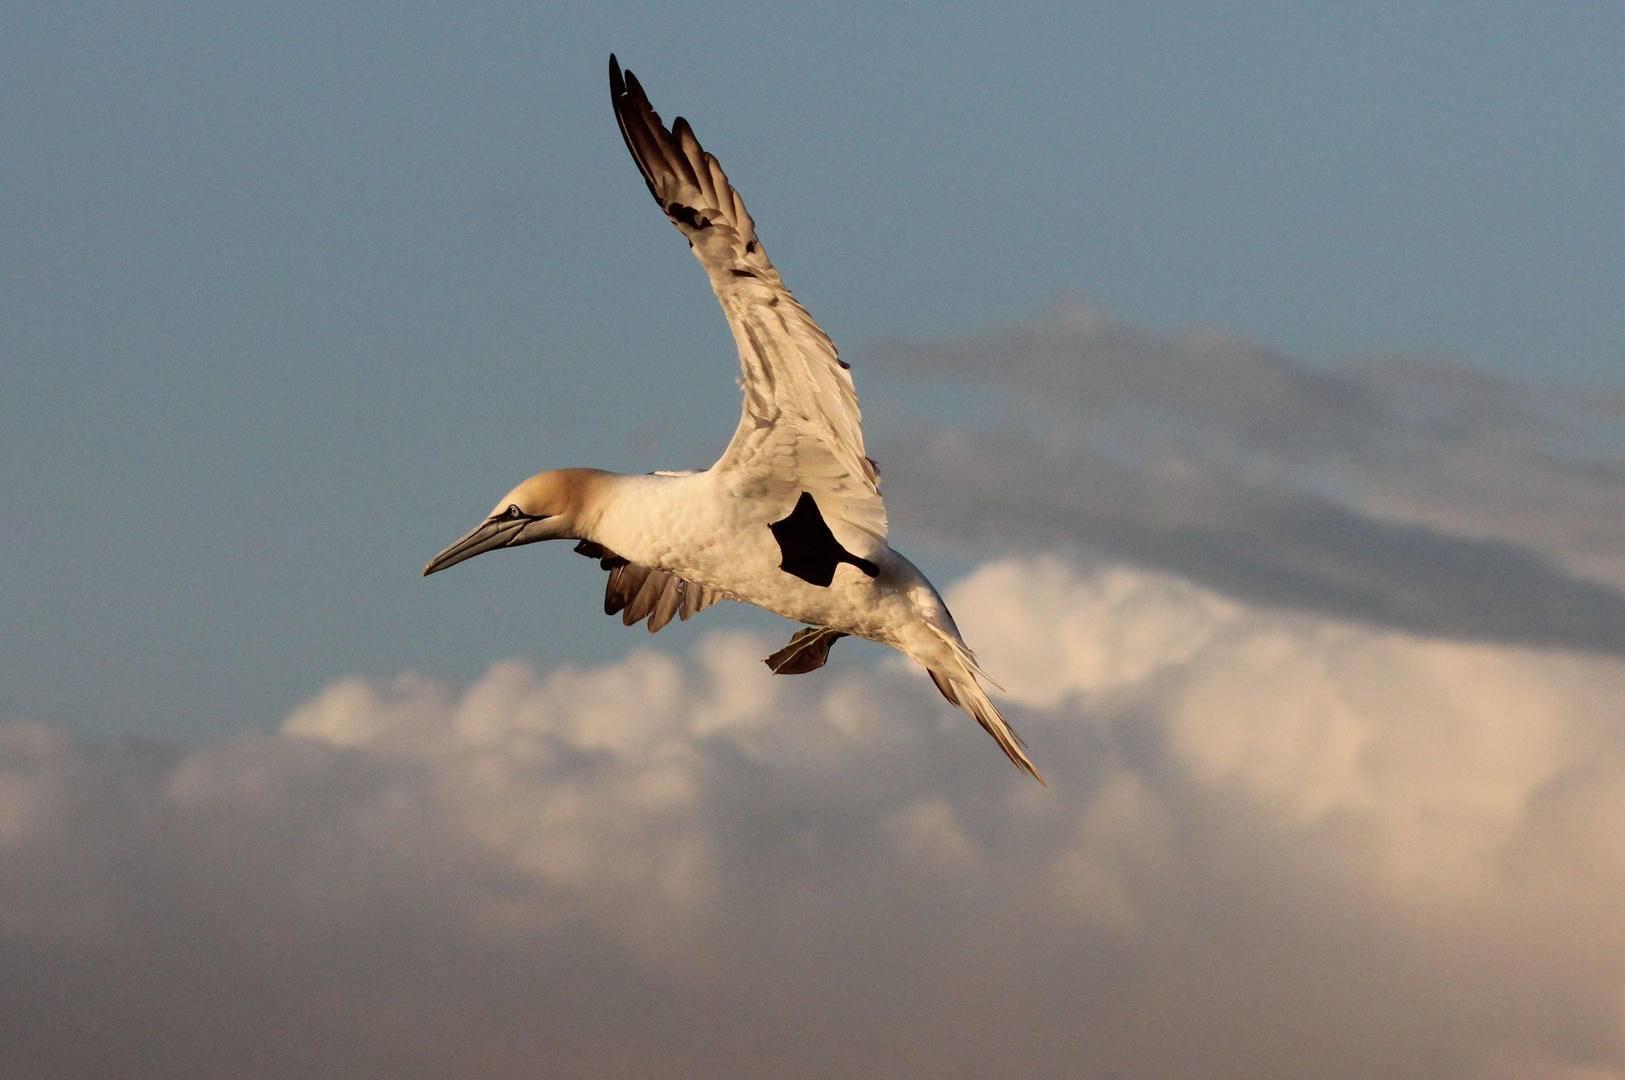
left=424, top=57, right=1042, bottom=782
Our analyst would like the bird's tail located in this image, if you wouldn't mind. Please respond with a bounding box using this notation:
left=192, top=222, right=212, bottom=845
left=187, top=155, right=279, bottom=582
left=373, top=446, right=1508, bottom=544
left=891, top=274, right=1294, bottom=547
left=923, top=624, right=1045, bottom=785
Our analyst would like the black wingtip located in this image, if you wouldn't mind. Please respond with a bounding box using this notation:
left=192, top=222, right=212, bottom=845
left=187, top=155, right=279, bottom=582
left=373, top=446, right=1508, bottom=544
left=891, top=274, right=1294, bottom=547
left=626, top=71, right=648, bottom=107
left=610, top=55, right=651, bottom=113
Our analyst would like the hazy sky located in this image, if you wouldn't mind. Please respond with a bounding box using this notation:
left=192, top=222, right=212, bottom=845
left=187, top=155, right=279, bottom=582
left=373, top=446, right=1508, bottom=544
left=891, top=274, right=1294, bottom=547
left=5, top=4, right=1625, bottom=1077
left=5, top=0, right=1623, bottom=738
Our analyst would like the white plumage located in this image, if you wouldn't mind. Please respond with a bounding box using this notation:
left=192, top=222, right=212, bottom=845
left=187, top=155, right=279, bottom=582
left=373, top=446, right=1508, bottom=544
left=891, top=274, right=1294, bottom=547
left=424, top=57, right=1041, bottom=783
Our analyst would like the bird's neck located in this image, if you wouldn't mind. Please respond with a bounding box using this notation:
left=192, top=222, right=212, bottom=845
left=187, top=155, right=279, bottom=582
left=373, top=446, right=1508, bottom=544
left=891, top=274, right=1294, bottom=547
left=574, top=470, right=698, bottom=563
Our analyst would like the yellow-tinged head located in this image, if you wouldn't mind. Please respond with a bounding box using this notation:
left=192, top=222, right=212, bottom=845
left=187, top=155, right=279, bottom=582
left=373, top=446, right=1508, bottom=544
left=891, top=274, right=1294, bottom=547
left=422, top=468, right=608, bottom=576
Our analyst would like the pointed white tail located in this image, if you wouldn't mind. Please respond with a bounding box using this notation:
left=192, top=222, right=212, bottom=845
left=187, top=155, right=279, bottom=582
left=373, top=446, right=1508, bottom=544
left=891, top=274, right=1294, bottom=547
left=923, top=625, right=1045, bottom=784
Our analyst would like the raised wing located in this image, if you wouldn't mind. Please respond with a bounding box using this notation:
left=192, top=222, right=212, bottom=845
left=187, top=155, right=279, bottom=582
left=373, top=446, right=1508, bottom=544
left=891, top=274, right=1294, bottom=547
left=609, top=56, right=887, bottom=559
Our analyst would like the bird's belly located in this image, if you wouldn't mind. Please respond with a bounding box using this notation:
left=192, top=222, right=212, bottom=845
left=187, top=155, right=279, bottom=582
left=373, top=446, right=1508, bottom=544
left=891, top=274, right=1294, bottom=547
left=596, top=476, right=912, bottom=642
left=681, top=541, right=913, bottom=644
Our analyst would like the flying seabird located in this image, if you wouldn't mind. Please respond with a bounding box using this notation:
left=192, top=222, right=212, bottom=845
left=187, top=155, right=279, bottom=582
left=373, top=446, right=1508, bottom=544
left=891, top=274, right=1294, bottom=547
left=424, top=57, right=1042, bottom=782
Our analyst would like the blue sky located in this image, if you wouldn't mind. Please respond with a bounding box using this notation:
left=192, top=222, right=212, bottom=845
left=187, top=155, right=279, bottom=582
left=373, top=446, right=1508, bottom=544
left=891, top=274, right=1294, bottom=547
left=6, top=2, right=1622, bottom=740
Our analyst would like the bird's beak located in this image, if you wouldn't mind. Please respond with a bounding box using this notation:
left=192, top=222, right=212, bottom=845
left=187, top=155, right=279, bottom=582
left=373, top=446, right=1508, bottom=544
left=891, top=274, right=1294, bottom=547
left=422, top=514, right=547, bottom=576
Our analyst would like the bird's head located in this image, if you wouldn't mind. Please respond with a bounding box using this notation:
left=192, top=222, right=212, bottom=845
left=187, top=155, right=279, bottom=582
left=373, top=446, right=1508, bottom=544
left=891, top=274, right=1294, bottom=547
left=422, top=468, right=604, bottom=576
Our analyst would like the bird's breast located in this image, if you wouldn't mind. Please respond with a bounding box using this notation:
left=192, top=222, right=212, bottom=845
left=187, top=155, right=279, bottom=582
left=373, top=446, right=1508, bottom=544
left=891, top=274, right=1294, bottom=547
left=590, top=472, right=917, bottom=642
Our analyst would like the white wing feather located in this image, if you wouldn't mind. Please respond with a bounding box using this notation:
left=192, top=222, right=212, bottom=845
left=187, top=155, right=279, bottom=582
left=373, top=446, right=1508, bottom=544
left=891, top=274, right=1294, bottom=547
left=609, top=58, right=887, bottom=558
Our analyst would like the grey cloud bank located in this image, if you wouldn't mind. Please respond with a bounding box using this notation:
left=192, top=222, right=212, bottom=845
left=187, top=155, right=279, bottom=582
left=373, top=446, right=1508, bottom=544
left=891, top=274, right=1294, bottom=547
left=873, top=302, right=1625, bottom=653
left=4, top=557, right=1625, bottom=1079
left=885, top=432, right=1625, bottom=655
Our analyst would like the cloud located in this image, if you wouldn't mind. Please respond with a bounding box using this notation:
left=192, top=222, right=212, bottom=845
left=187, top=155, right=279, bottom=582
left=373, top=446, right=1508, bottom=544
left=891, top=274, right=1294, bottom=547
left=870, top=299, right=1625, bottom=650
left=5, top=555, right=1625, bottom=1079
left=882, top=431, right=1625, bottom=654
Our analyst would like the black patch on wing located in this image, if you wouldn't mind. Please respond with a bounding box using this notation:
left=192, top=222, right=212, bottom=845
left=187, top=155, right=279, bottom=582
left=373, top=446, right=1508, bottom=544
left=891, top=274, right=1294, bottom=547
left=764, top=626, right=848, bottom=675
left=769, top=492, right=880, bottom=587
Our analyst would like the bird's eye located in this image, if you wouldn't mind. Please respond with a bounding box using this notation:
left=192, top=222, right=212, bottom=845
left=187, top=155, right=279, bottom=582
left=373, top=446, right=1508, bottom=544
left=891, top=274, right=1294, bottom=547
left=506, top=504, right=524, bottom=519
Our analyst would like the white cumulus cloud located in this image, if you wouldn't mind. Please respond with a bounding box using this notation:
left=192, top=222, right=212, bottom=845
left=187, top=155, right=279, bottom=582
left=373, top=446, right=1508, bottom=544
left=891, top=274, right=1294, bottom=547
left=4, top=554, right=1625, bottom=1078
